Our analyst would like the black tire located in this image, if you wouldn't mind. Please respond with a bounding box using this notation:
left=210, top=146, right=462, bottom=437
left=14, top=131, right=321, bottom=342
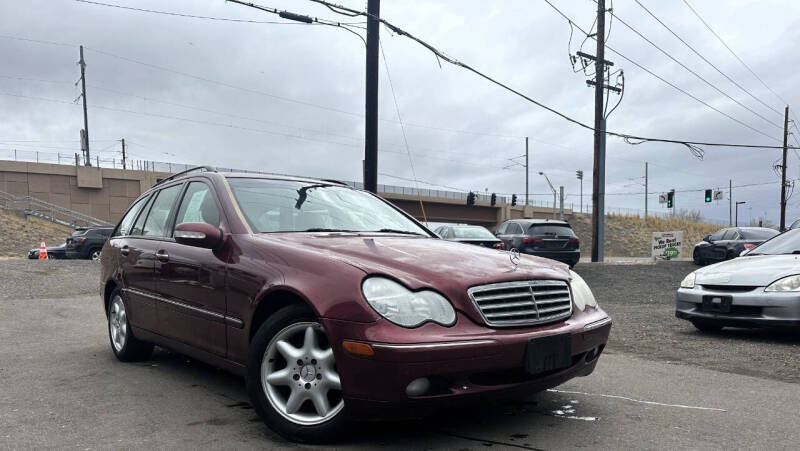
left=692, top=320, right=723, bottom=333
left=88, top=248, right=102, bottom=261
left=107, top=289, right=154, bottom=362
left=246, top=304, right=348, bottom=444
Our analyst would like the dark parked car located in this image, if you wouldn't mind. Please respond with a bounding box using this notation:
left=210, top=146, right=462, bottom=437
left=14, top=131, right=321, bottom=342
left=100, top=167, right=610, bottom=443
left=495, top=219, right=580, bottom=267
left=66, top=226, right=113, bottom=260
left=434, top=224, right=504, bottom=249
left=692, top=227, right=778, bottom=265
left=27, top=243, right=68, bottom=259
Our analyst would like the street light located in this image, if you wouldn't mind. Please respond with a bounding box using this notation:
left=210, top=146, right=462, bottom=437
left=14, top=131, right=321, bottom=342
left=539, top=171, right=557, bottom=219
left=735, top=201, right=746, bottom=226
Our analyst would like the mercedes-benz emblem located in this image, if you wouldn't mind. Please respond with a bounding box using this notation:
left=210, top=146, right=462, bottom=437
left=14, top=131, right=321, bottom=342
left=509, top=248, right=520, bottom=270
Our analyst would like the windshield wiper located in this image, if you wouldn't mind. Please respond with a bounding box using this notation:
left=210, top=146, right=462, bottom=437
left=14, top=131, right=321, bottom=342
left=302, top=228, right=357, bottom=233
left=373, top=228, right=426, bottom=236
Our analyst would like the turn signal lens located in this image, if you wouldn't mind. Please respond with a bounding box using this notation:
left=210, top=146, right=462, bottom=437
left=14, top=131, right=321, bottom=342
left=342, top=340, right=374, bottom=357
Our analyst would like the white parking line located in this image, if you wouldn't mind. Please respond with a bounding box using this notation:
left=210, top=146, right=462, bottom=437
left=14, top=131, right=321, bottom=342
left=547, top=389, right=727, bottom=412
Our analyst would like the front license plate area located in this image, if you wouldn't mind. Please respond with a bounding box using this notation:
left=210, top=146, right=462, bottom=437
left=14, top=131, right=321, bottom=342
left=701, top=295, right=732, bottom=313
left=525, top=334, right=572, bottom=375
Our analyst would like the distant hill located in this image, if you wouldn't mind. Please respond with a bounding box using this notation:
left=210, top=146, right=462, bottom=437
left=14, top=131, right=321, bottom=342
left=570, top=213, right=724, bottom=258
left=0, top=210, right=74, bottom=258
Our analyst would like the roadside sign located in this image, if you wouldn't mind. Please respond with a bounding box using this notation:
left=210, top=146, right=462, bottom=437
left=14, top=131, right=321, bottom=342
left=652, top=231, right=683, bottom=260
left=658, top=194, right=667, bottom=204
left=714, top=190, right=724, bottom=200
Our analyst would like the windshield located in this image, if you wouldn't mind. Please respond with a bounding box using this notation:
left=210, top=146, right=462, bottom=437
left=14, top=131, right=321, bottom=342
left=740, top=228, right=778, bottom=240
left=748, top=229, right=800, bottom=255
left=451, top=226, right=495, bottom=239
left=227, top=178, right=430, bottom=235
left=527, top=224, right=575, bottom=237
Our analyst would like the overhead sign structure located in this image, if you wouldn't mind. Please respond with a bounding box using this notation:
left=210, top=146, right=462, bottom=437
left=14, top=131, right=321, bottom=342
left=652, top=231, right=684, bottom=260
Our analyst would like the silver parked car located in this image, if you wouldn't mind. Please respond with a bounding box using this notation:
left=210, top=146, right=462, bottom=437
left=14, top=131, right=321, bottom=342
left=676, top=228, right=800, bottom=331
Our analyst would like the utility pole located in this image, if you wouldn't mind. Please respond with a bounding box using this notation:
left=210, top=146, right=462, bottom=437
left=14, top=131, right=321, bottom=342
left=780, top=106, right=789, bottom=231
left=576, top=169, right=584, bottom=215
left=121, top=138, right=127, bottom=170
left=363, top=0, right=380, bottom=193
left=591, top=0, right=607, bottom=262
left=729, top=179, right=733, bottom=226
left=525, top=137, right=529, bottom=206
left=78, top=45, right=91, bottom=166
left=644, top=162, right=648, bottom=219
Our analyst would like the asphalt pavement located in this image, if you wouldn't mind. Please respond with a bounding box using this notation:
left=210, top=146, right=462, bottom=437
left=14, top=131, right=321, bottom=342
left=1, top=260, right=798, bottom=450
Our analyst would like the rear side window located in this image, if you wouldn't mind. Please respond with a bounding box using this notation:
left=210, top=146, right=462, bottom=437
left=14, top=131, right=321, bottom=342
left=527, top=224, right=575, bottom=237
left=174, top=182, right=220, bottom=229
left=115, top=196, right=148, bottom=237
left=722, top=230, right=737, bottom=240
left=142, top=184, right=183, bottom=237
left=508, top=223, right=523, bottom=235
left=740, top=229, right=778, bottom=240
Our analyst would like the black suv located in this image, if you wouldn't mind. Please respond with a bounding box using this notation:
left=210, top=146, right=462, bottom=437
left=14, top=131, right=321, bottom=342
left=66, top=227, right=113, bottom=260
left=495, top=219, right=580, bottom=267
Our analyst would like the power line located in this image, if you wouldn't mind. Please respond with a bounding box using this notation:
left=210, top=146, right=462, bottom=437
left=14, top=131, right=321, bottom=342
left=681, top=0, right=789, bottom=107
left=74, top=0, right=363, bottom=25
left=602, top=1, right=782, bottom=133
left=545, top=0, right=780, bottom=143
left=313, top=0, right=794, bottom=151
left=632, top=0, right=783, bottom=118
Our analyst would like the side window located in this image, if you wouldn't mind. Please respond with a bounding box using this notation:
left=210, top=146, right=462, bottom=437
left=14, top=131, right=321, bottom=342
left=497, top=223, right=508, bottom=235
left=142, top=184, right=183, bottom=237
left=711, top=230, right=725, bottom=241
left=130, top=194, right=156, bottom=236
left=722, top=230, right=736, bottom=240
left=173, top=182, right=221, bottom=230
left=510, top=223, right=522, bottom=235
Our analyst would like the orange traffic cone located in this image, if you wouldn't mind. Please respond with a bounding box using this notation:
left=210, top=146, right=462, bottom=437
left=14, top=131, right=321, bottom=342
left=38, top=238, right=48, bottom=260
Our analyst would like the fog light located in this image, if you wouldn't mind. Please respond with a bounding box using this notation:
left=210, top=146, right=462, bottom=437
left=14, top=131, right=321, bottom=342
left=405, top=377, right=431, bottom=397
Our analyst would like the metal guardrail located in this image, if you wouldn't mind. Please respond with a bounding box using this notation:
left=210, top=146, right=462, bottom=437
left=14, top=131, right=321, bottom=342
left=0, top=190, right=112, bottom=228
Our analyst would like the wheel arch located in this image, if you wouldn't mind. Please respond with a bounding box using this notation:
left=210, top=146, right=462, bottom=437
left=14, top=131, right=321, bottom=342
left=103, top=279, right=118, bottom=316
left=249, top=288, right=317, bottom=342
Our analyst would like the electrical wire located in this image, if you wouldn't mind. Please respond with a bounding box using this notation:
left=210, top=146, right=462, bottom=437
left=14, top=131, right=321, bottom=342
left=73, top=0, right=312, bottom=24
left=310, top=0, right=795, bottom=152
left=682, top=0, right=789, bottom=107
left=595, top=0, right=782, bottom=132
left=633, top=0, right=783, bottom=118
left=379, top=40, right=428, bottom=224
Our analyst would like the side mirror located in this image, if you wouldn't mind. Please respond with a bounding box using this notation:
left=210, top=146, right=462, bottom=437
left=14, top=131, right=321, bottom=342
left=704, top=234, right=712, bottom=242
left=174, top=222, right=222, bottom=249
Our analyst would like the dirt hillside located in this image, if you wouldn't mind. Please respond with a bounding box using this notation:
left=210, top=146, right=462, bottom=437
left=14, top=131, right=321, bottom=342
left=0, top=210, right=75, bottom=258
left=570, top=213, right=722, bottom=258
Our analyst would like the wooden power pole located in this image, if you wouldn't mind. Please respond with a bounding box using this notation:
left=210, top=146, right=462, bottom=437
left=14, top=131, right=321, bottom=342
left=78, top=45, right=91, bottom=166
left=591, top=0, right=607, bottom=262
left=363, top=0, right=380, bottom=193
left=780, top=106, right=789, bottom=231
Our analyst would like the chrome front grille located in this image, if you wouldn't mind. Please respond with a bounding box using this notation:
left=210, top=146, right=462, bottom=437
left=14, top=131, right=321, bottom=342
left=468, top=280, right=573, bottom=327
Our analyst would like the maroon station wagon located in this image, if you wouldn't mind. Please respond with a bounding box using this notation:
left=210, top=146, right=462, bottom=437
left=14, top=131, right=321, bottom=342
left=100, top=167, right=611, bottom=442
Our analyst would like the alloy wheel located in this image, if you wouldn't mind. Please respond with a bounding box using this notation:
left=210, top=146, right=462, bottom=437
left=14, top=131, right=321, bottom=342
left=91, top=250, right=102, bottom=261
left=261, top=322, right=343, bottom=425
left=109, top=295, right=128, bottom=352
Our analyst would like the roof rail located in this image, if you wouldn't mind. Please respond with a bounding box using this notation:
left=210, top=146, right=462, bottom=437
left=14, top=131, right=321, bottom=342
left=154, top=166, right=217, bottom=187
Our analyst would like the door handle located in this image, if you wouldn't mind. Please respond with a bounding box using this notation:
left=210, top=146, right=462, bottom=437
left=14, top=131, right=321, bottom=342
left=120, top=245, right=130, bottom=256
left=156, top=250, right=169, bottom=262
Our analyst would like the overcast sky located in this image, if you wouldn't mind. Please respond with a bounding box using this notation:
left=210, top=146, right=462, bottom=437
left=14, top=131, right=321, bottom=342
left=2, top=0, right=799, bottom=225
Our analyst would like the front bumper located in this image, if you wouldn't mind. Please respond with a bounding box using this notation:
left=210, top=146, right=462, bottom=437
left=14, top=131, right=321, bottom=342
left=676, top=286, right=800, bottom=328
left=323, top=307, right=610, bottom=419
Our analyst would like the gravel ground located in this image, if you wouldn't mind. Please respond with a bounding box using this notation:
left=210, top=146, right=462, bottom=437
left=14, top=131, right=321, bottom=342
left=575, top=261, right=800, bottom=384
left=2, top=259, right=798, bottom=384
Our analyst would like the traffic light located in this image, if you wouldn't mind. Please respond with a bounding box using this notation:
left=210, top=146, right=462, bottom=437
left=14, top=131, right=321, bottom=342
left=511, top=194, right=517, bottom=206
left=667, top=190, right=674, bottom=208
left=467, top=191, right=476, bottom=206
left=576, top=170, right=583, bottom=180
left=490, top=193, right=497, bottom=206
left=704, top=189, right=712, bottom=203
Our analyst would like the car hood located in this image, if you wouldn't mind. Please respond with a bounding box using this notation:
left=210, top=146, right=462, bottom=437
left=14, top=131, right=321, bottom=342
left=263, top=233, right=570, bottom=320
left=695, top=254, right=800, bottom=286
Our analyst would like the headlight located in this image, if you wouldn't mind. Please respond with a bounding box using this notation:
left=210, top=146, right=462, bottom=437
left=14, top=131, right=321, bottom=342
left=680, top=272, right=696, bottom=289
left=765, top=275, right=800, bottom=292
left=569, top=270, right=598, bottom=311
left=362, top=277, right=456, bottom=327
